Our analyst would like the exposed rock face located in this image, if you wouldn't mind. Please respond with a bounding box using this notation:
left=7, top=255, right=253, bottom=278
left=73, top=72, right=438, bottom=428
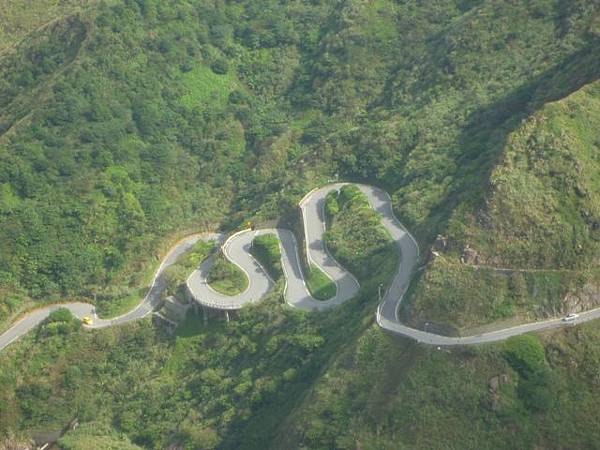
left=0, top=436, right=33, bottom=450
left=564, top=283, right=600, bottom=313
left=434, top=234, right=448, bottom=252
left=488, top=374, right=511, bottom=412
left=461, top=245, right=479, bottom=264
left=489, top=376, right=500, bottom=392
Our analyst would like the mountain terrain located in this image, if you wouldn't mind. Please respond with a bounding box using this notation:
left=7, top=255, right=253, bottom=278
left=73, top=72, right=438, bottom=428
left=1, top=0, right=600, bottom=449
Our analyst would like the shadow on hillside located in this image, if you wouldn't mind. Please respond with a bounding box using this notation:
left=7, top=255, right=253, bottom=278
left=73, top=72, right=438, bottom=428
left=427, top=36, right=600, bottom=240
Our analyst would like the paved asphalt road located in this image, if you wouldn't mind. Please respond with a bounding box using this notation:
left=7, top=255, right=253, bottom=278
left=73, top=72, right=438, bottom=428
left=0, top=233, right=221, bottom=351
left=1, top=184, right=598, bottom=352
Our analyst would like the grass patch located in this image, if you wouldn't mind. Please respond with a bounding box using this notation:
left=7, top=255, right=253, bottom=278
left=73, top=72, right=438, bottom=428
left=306, top=264, right=337, bottom=300
left=96, top=287, right=146, bottom=319
left=408, top=256, right=600, bottom=331
left=0, top=0, right=92, bottom=51
left=207, top=253, right=249, bottom=296
left=250, top=234, right=283, bottom=280
left=179, top=64, right=237, bottom=111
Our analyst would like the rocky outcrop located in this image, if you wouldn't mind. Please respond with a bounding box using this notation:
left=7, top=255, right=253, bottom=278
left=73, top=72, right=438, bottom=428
left=564, top=283, right=600, bottom=313
left=433, top=234, right=448, bottom=252
left=488, top=374, right=511, bottom=412
left=461, top=245, right=479, bottom=265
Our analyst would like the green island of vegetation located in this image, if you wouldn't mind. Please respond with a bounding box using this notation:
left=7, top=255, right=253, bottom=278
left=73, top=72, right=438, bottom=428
left=250, top=234, right=283, bottom=281
left=207, top=252, right=249, bottom=296
left=163, top=239, right=217, bottom=297
left=305, top=264, right=336, bottom=301
left=325, top=185, right=398, bottom=282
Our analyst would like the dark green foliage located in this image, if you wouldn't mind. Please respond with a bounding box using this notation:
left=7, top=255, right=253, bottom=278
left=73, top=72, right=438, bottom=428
left=211, top=58, right=229, bottom=75
left=325, top=186, right=398, bottom=282
left=207, top=253, right=248, bottom=296
left=38, top=308, right=81, bottom=337
left=324, top=191, right=339, bottom=226
left=250, top=234, right=282, bottom=280
left=0, top=284, right=379, bottom=449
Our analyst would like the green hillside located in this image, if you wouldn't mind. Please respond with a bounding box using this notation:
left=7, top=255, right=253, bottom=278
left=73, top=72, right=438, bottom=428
left=408, top=79, right=600, bottom=331
left=1, top=0, right=600, bottom=448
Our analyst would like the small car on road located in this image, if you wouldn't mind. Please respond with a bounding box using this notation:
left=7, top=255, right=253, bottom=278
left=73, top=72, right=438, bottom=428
left=82, top=316, right=93, bottom=325
left=562, top=313, right=579, bottom=322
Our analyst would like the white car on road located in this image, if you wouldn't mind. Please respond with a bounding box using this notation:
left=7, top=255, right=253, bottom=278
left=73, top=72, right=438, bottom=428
left=563, top=313, right=579, bottom=322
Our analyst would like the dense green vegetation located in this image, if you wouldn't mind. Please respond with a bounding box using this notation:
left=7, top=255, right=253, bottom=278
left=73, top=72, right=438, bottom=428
left=59, top=422, right=143, bottom=450
left=250, top=233, right=283, bottom=281
left=409, top=79, right=600, bottom=329
left=163, top=239, right=216, bottom=298
left=0, top=164, right=397, bottom=449
left=0, top=286, right=374, bottom=449
left=39, top=308, right=81, bottom=337
left=2, top=0, right=600, bottom=448
left=305, top=264, right=336, bottom=301
left=0, top=0, right=598, bottom=327
left=0, top=0, right=94, bottom=52
left=274, top=325, right=600, bottom=449
left=325, top=185, right=398, bottom=282
left=207, top=253, right=249, bottom=296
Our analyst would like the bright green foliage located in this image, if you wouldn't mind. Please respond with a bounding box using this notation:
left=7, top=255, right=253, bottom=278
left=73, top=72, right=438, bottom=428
left=0, top=0, right=598, bottom=327
left=410, top=79, right=600, bottom=328
left=207, top=253, right=249, bottom=296
left=179, top=64, right=238, bottom=111
left=306, top=264, right=336, bottom=301
left=59, top=422, right=143, bottom=450
left=324, top=191, right=339, bottom=226
left=1, top=0, right=600, bottom=448
left=504, top=335, right=548, bottom=377
left=452, top=80, right=600, bottom=270
left=39, top=307, right=80, bottom=337
left=325, top=186, right=398, bottom=282
left=250, top=234, right=282, bottom=280
left=503, top=335, right=555, bottom=412
left=163, top=239, right=216, bottom=297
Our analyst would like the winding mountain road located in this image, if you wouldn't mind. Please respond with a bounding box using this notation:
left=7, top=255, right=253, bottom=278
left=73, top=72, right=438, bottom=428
left=1, top=183, right=596, bottom=352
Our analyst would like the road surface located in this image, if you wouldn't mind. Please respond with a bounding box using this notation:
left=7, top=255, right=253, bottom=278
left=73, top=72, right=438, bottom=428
left=1, top=183, right=597, bottom=352
left=0, top=233, right=222, bottom=351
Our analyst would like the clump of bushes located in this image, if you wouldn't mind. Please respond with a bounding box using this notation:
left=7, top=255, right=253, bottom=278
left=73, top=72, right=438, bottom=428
left=39, top=308, right=81, bottom=337
left=207, top=253, right=249, bottom=295
left=325, top=186, right=398, bottom=281
left=503, top=334, right=556, bottom=411
left=251, top=234, right=283, bottom=280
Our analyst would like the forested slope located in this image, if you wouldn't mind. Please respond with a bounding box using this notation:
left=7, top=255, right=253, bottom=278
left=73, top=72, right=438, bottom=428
left=2, top=0, right=600, bottom=448
left=408, top=78, right=600, bottom=331
left=1, top=0, right=599, bottom=327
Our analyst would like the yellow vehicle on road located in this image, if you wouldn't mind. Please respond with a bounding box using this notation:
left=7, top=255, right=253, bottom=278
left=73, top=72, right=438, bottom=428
left=82, top=316, right=93, bottom=325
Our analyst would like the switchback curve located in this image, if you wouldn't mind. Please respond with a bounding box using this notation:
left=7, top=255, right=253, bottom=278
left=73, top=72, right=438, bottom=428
left=1, top=183, right=597, bottom=352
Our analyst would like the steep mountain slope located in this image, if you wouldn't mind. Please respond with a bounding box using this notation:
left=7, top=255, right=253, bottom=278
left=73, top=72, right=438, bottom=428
left=408, top=79, right=600, bottom=331
left=1, top=0, right=600, bottom=449
left=1, top=0, right=598, bottom=327
left=0, top=0, right=93, bottom=52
